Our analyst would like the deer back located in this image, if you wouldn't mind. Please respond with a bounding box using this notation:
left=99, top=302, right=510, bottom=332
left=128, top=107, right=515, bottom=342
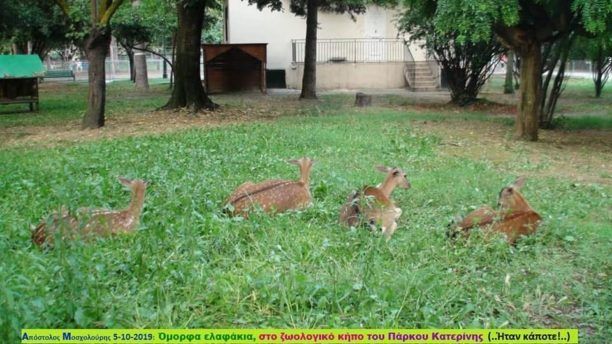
left=457, top=206, right=498, bottom=230
left=32, top=178, right=147, bottom=247
left=447, top=205, right=498, bottom=240
left=492, top=211, right=542, bottom=244
left=228, top=179, right=310, bottom=216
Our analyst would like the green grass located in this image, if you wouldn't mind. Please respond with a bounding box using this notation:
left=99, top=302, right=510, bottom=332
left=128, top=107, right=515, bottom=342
left=1, top=106, right=610, bottom=343
left=0, top=80, right=169, bottom=128
left=552, top=115, right=612, bottom=130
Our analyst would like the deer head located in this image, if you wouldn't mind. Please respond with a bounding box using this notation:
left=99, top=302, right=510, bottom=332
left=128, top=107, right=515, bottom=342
left=376, top=165, right=411, bottom=197
left=288, top=157, right=315, bottom=185
left=118, top=177, right=148, bottom=214
left=497, top=177, right=531, bottom=213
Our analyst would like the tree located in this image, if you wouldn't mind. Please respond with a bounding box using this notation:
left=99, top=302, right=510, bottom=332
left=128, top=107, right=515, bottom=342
left=132, top=0, right=149, bottom=89
left=162, top=0, right=218, bottom=111
left=426, top=0, right=611, bottom=141
left=53, top=0, right=128, bottom=129
left=573, top=34, right=612, bottom=97
left=0, top=0, right=71, bottom=59
left=539, top=32, right=576, bottom=128
left=249, top=0, right=367, bottom=99
left=113, top=0, right=177, bottom=84
left=113, top=21, right=150, bottom=82
left=590, top=38, right=612, bottom=98
left=504, top=51, right=515, bottom=94
left=399, top=2, right=505, bottom=106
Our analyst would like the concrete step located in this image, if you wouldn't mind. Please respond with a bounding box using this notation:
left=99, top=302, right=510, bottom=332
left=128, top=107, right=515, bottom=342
left=413, top=87, right=439, bottom=92
left=415, top=84, right=438, bottom=88
left=415, top=78, right=436, bottom=84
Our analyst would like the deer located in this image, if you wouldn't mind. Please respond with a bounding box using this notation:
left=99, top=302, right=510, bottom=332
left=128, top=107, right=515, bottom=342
left=447, top=177, right=542, bottom=244
left=32, top=177, right=148, bottom=247
left=339, top=166, right=411, bottom=240
left=225, top=157, right=314, bottom=217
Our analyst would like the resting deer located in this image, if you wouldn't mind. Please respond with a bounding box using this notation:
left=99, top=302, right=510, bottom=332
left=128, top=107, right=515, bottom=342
left=32, top=177, right=148, bottom=247
left=225, top=157, right=314, bottom=217
left=447, top=177, right=541, bottom=244
left=339, top=166, right=411, bottom=240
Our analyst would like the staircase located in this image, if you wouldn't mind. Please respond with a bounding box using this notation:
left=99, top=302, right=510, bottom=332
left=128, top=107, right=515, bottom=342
left=405, top=61, right=439, bottom=91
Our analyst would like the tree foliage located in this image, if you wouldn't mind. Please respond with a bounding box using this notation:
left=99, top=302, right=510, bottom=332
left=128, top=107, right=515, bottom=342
left=399, top=0, right=505, bottom=106
left=0, top=0, right=71, bottom=58
left=412, top=0, right=612, bottom=141
left=572, top=33, right=612, bottom=97
left=248, top=0, right=367, bottom=16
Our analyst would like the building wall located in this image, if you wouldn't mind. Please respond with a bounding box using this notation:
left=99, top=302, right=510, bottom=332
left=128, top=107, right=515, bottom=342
left=226, top=0, right=407, bottom=69
left=286, top=62, right=407, bottom=89
left=226, top=0, right=428, bottom=88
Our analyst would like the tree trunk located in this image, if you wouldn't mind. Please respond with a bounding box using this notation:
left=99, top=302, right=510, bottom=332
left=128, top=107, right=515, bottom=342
left=540, top=34, right=573, bottom=128
left=516, top=41, right=541, bottom=141
left=170, top=31, right=176, bottom=89
left=594, top=66, right=603, bottom=98
left=31, top=40, right=49, bottom=61
left=124, top=47, right=135, bottom=82
left=12, top=42, right=28, bottom=54
left=504, top=51, right=514, bottom=94
left=300, top=0, right=318, bottom=100
left=164, top=1, right=216, bottom=110
left=82, top=27, right=111, bottom=129
left=593, top=46, right=604, bottom=98
left=133, top=0, right=149, bottom=89
left=134, top=45, right=149, bottom=89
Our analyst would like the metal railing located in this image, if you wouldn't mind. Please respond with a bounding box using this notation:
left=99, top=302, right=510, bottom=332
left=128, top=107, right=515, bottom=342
left=291, top=38, right=413, bottom=63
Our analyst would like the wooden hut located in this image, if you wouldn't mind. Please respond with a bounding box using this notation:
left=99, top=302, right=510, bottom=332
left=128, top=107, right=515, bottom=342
left=202, top=44, right=267, bottom=94
left=0, top=55, right=45, bottom=112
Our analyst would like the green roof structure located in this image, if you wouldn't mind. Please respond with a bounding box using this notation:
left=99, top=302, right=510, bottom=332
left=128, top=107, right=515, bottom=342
left=0, top=55, right=45, bottom=79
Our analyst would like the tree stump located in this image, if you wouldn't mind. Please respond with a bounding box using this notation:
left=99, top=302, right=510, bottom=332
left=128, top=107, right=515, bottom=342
left=355, top=92, right=372, bottom=107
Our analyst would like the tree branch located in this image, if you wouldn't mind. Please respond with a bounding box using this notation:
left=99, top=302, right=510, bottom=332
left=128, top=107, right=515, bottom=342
left=100, top=0, right=126, bottom=25
left=53, top=0, right=70, bottom=17
left=132, top=45, right=173, bottom=67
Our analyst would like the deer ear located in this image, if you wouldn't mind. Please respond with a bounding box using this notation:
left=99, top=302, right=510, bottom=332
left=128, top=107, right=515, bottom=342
left=288, top=159, right=300, bottom=165
left=511, top=177, right=526, bottom=190
left=376, top=165, right=390, bottom=173
left=118, top=177, right=131, bottom=186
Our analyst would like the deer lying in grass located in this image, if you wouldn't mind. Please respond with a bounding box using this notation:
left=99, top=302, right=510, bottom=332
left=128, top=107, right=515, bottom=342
left=339, top=166, right=411, bottom=240
left=447, top=177, right=541, bottom=244
left=225, top=157, right=314, bottom=217
left=32, top=177, right=148, bottom=247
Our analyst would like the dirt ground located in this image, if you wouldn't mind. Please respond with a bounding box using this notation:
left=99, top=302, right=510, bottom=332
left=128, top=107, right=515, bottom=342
left=0, top=105, right=282, bottom=148
left=2, top=89, right=610, bottom=185
left=411, top=119, right=612, bottom=184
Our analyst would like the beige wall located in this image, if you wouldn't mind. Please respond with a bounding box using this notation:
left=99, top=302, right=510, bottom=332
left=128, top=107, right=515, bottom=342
left=286, top=63, right=407, bottom=89
left=226, top=0, right=429, bottom=89
left=226, top=0, right=409, bottom=70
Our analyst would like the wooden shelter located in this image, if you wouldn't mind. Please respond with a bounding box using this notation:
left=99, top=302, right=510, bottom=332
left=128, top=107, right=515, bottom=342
left=0, top=55, right=45, bottom=112
left=203, top=44, right=267, bottom=94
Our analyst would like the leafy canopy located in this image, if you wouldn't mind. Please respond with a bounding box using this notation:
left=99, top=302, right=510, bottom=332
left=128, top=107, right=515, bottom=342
left=409, top=0, right=612, bottom=43
left=247, top=0, right=369, bottom=17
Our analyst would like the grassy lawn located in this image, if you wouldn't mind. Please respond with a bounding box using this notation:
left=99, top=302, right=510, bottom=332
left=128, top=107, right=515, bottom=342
left=0, top=79, right=610, bottom=342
